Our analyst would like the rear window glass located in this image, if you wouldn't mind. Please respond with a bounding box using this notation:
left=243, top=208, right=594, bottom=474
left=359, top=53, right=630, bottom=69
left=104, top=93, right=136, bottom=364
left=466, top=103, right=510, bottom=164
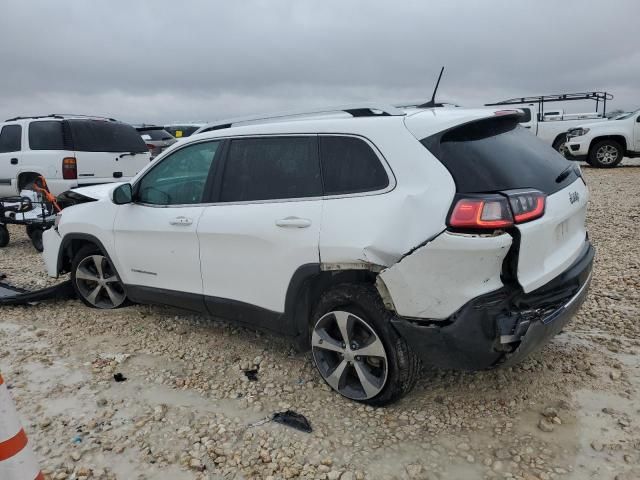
left=165, top=126, right=200, bottom=138
left=220, top=137, right=321, bottom=202
left=0, top=125, right=22, bottom=153
left=421, top=116, right=577, bottom=194
left=29, top=121, right=65, bottom=150
left=138, top=129, right=174, bottom=141
left=69, top=120, right=147, bottom=153
left=319, top=136, right=389, bottom=195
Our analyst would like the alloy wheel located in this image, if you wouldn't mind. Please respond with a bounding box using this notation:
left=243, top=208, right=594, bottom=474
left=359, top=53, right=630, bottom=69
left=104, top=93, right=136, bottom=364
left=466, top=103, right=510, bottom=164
left=75, top=255, right=126, bottom=309
left=312, top=310, right=388, bottom=400
left=595, top=144, right=619, bottom=165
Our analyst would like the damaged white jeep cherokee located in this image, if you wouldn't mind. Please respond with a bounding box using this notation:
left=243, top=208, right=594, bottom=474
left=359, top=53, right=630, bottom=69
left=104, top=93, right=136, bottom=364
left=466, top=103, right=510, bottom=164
left=43, top=104, right=594, bottom=405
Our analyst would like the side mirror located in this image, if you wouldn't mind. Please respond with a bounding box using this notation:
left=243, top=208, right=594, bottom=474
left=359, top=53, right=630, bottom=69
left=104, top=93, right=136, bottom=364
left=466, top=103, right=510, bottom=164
left=112, top=183, right=133, bottom=205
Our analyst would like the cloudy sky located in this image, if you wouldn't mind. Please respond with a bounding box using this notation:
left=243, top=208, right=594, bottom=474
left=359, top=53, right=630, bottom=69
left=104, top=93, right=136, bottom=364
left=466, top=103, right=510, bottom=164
left=1, top=0, right=638, bottom=124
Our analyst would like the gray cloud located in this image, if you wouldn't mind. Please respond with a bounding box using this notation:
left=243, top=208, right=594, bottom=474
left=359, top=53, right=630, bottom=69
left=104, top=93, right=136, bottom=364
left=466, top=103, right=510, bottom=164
left=1, top=0, right=638, bottom=124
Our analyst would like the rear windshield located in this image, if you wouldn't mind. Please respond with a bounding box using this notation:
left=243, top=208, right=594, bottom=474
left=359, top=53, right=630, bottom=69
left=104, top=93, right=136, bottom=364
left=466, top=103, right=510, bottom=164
left=138, top=128, right=174, bottom=141
left=67, top=120, right=147, bottom=153
left=421, top=116, right=578, bottom=194
left=165, top=126, right=200, bottom=138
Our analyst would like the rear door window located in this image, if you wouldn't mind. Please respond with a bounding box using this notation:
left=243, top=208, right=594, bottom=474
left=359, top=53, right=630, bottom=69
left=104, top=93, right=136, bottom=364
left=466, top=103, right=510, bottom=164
left=0, top=125, right=22, bottom=153
left=421, top=116, right=578, bottom=194
left=29, top=121, right=65, bottom=150
left=319, top=136, right=389, bottom=195
left=67, top=120, right=147, bottom=153
left=220, top=136, right=321, bottom=202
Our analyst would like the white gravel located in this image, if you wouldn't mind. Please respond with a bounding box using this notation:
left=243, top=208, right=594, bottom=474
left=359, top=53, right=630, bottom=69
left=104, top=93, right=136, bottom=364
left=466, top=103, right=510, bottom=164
left=1, top=160, right=639, bottom=480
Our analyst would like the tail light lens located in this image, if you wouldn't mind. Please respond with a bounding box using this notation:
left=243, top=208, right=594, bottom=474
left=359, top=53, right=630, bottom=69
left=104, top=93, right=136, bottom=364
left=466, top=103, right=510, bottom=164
left=507, top=190, right=546, bottom=223
left=62, top=157, right=77, bottom=180
left=449, top=196, right=513, bottom=229
left=146, top=144, right=155, bottom=151
left=449, top=190, right=546, bottom=230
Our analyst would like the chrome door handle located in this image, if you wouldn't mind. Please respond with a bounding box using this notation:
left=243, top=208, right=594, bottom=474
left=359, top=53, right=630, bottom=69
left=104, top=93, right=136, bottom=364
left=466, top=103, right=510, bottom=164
left=169, top=216, right=193, bottom=226
left=275, top=216, right=312, bottom=228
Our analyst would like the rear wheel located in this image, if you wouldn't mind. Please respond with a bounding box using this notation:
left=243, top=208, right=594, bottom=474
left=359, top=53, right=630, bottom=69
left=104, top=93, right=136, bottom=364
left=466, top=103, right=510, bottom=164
left=71, top=245, right=128, bottom=309
left=310, top=284, right=420, bottom=406
left=0, top=225, right=9, bottom=248
left=589, top=140, right=623, bottom=168
left=26, top=226, right=44, bottom=252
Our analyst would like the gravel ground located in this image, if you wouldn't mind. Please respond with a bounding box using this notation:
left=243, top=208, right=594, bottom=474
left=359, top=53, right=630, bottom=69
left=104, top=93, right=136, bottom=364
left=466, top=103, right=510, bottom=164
left=1, top=160, right=639, bottom=480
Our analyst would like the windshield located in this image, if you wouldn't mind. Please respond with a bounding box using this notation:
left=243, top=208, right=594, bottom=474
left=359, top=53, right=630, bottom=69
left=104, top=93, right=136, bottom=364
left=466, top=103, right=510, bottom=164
left=614, top=109, right=640, bottom=120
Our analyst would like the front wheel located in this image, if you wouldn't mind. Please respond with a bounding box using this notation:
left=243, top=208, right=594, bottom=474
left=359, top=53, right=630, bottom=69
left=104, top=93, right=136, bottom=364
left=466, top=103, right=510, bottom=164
left=26, top=226, right=44, bottom=252
left=71, top=245, right=128, bottom=309
left=310, top=284, right=420, bottom=406
left=588, top=140, right=623, bottom=168
left=552, top=134, right=568, bottom=156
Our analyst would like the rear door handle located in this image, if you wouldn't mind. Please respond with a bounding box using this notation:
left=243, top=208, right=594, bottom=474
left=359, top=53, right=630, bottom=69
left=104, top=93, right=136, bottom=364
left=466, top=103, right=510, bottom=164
left=169, top=216, right=193, bottom=226
left=276, top=216, right=312, bottom=228
left=10, top=158, right=18, bottom=165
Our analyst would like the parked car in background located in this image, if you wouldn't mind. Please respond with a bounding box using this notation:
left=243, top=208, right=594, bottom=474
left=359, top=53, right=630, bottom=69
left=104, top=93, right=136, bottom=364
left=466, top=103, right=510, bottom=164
left=486, top=92, right=613, bottom=154
left=43, top=104, right=593, bottom=405
left=164, top=123, right=205, bottom=139
left=134, top=125, right=176, bottom=158
left=0, top=114, right=150, bottom=197
left=565, top=108, right=640, bottom=167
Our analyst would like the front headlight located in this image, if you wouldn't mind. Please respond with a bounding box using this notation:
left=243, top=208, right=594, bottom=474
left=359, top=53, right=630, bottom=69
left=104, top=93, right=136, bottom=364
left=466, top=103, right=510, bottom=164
left=567, top=127, right=590, bottom=138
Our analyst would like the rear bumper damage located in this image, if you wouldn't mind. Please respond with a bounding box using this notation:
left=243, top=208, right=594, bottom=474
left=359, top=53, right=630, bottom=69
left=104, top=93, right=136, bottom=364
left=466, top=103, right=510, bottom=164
left=390, top=240, right=594, bottom=370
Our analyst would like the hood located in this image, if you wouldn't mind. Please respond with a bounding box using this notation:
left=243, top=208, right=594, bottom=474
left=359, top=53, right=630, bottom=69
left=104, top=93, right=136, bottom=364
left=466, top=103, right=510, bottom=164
left=69, top=182, right=123, bottom=200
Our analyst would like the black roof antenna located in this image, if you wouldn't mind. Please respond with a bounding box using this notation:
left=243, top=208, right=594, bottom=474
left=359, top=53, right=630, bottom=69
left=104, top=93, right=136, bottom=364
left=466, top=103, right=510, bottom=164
left=418, top=66, right=445, bottom=108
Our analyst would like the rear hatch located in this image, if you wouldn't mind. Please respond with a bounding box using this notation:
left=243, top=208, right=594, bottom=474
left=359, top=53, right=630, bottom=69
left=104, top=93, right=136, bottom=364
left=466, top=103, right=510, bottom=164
left=65, top=119, right=150, bottom=184
left=419, top=114, right=588, bottom=292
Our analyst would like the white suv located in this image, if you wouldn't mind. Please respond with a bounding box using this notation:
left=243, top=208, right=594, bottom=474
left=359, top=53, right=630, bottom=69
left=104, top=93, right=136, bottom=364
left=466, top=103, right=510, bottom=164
left=0, top=115, right=150, bottom=197
left=42, top=105, right=594, bottom=405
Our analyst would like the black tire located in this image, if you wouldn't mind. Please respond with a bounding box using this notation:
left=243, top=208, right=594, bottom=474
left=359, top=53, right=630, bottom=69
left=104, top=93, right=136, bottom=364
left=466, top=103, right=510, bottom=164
left=310, top=283, right=420, bottom=406
left=0, top=225, right=9, bottom=248
left=552, top=134, right=568, bottom=156
left=26, top=226, right=44, bottom=252
left=71, top=244, right=129, bottom=309
left=588, top=139, right=623, bottom=168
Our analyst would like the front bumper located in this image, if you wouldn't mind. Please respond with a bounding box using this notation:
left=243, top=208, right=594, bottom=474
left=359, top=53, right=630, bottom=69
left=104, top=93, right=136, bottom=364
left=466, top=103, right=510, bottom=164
left=565, top=139, right=589, bottom=159
left=391, top=240, right=594, bottom=370
left=42, top=227, right=63, bottom=277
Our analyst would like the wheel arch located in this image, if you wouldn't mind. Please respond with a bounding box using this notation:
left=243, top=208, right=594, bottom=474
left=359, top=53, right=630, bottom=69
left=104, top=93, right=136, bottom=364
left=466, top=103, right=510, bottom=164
left=552, top=132, right=568, bottom=148
left=589, top=135, right=627, bottom=154
left=285, top=264, right=380, bottom=350
left=57, top=233, right=114, bottom=276
left=16, top=171, right=44, bottom=191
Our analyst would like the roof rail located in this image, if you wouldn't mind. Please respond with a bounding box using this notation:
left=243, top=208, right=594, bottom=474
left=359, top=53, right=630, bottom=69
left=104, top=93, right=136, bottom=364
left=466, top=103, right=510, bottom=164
left=4, top=114, right=64, bottom=122
left=4, top=113, right=117, bottom=122
left=195, top=103, right=405, bottom=134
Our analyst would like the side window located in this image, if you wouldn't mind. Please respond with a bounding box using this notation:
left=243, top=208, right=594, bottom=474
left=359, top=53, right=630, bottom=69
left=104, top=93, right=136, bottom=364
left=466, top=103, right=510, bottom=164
left=29, top=121, right=65, bottom=150
left=319, top=136, right=389, bottom=195
left=136, top=141, right=220, bottom=205
left=0, top=125, right=22, bottom=153
left=220, top=137, right=321, bottom=202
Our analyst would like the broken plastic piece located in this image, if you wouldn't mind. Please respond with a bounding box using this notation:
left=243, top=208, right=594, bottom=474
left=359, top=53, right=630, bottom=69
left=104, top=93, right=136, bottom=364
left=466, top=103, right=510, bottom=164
left=0, top=280, right=74, bottom=306
left=244, top=369, right=259, bottom=381
left=272, top=410, right=312, bottom=433
left=113, top=373, right=127, bottom=382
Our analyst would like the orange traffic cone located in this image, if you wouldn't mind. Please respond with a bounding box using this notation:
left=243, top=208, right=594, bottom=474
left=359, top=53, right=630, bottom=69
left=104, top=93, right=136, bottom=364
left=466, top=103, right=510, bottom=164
left=0, top=373, right=43, bottom=480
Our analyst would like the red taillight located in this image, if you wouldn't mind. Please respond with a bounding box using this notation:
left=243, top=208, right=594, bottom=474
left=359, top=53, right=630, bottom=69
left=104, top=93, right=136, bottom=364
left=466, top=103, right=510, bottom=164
left=508, top=191, right=546, bottom=223
left=146, top=144, right=155, bottom=151
left=449, top=197, right=513, bottom=229
left=62, top=157, right=77, bottom=180
left=449, top=191, right=546, bottom=230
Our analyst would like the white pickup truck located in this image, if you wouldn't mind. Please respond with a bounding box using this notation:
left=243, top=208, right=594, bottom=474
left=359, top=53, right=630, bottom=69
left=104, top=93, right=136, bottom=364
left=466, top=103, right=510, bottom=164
left=564, top=109, right=640, bottom=167
left=486, top=92, right=613, bottom=154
